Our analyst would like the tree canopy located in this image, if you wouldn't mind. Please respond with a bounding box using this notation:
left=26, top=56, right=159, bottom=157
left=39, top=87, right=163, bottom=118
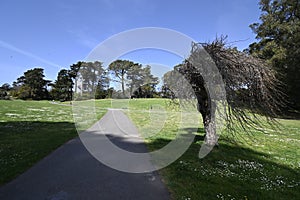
left=248, top=0, right=300, bottom=110
left=12, top=68, right=50, bottom=100
left=72, top=61, right=110, bottom=100
left=108, top=60, right=135, bottom=96
left=50, top=69, right=73, bottom=101
left=108, top=60, right=159, bottom=98
left=0, top=83, right=11, bottom=100
left=6, top=60, right=160, bottom=101
left=166, top=38, right=283, bottom=147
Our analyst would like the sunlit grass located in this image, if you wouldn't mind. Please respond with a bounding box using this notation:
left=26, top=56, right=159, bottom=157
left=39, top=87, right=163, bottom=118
left=0, top=99, right=114, bottom=185
left=125, top=99, right=300, bottom=200
left=0, top=100, right=78, bottom=185
left=1, top=99, right=299, bottom=199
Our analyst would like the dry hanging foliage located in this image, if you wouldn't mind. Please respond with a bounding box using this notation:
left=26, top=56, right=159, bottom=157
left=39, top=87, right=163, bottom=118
left=176, top=37, right=284, bottom=144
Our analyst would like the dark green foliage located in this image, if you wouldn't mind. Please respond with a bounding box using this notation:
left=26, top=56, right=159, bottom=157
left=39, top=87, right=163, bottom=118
left=69, top=61, right=82, bottom=97
left=94, top=72, right=110, bottom=99
left=248, top=0, right=300, bottom=110
left=0, top=90, right=7, bottom=99
left=12, top=68, right=50, bottom=100
left=51, top=61, right=110, bottom=101
left=108, top=60, right=159, bottom=98
left=133, top=83, right=157, bottom=98
left=1, top=83, right=11, bottom=91
left=108, top=60, right=136, bottom=96
left=160, top=85, right=175, bottom=99
left=0, top=83, right=11, bottom=100
left=130, top=65, right=159, bottom=98
left=73, top=61, right=111, bottom=100
left=50, top=69, right=73, bottom=101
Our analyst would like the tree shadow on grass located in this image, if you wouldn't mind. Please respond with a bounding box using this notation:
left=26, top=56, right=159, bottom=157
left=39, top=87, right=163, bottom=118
left=146, top=128, right=300, bottom=200
left=180, top=127, right=206, bottom=142
left=0, top=121, right=77, bottom=185
left=83, top=127, right=299, bottom=199
left=1, top=121, right=299, bottom=199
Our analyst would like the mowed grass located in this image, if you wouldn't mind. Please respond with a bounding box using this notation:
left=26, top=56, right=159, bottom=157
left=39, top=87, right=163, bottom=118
left=0, top=100, right=77, bottom=185
left=1, top=99, right=299, bottom=199
left=0, top=99, right=113, bottom=185
left=0, top=99, right=115, bottom=185
left=124, top=98, right=300, bottom=200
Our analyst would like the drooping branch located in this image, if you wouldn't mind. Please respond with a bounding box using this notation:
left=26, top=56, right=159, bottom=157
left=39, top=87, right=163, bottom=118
left=178, top=37, right=285, bottom=140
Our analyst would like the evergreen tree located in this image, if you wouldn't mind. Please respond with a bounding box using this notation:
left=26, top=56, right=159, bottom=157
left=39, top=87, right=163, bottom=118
left=13, top=68, right=50, bottom=100
left=95, top=71, right=110, bottom=99
left=108, top=60, right=135, bottom=97
left=51, top=69, right=73, bottom=101
left=248, top=0, right=300, bottom=110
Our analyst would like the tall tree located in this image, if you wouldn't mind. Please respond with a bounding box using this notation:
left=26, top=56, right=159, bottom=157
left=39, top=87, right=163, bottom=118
left=109, top=60, right=159, bottom=98
left=51, top=69, right=73, bottom=101
left=95, top=70, right=110, bottom=99
left=69, top=61, right=82, bottom=96
left=1, top=83, right=11, bottom=91
left=162, top=66, right=182, bottom=98
left=0, top=83, right=11, bottom=100
left=80, top=61, right=103, bottom=93
left=248, top=0, right=300, bottom=110
left=126, top=63, right=144, bottom=96
left=108, top=60, right=135, bottom=96
left=169, top=38, right=283, bottom=148
left=127, top=64, right=159, bottom=97
left=13, top=68, right=50, bottom=100
left=141, top=65, right=159, bottom=86
left=160, top=85, right=175, bottom=99
left=137, top=65, right=159, bottom=98
left=72, top=61, right=108, bottom=99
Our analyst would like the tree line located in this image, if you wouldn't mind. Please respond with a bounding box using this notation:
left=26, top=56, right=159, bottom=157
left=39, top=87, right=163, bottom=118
left=246, top=0, right=300, bottom=111
left=0, top=59, right=174, bottom=101
left=1, top=0, right=299, bottom=111
left=0, top=0, right=298, bottom=154
left=0, top=0, right=298, bottom=149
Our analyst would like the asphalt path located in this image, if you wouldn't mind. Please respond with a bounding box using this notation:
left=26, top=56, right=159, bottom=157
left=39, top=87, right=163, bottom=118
left=0, top=110, right=170, bottom=200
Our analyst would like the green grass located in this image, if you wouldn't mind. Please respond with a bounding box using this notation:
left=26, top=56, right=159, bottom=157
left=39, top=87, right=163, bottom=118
left=0, top=100, right=77, bottom=185
left=0, top=99, right=112, bottom=185
left=1, top=98, right=299, bottom=199
left=124, top=98, right=300, bottom=200
left=70, top=99, right=112, bottom=131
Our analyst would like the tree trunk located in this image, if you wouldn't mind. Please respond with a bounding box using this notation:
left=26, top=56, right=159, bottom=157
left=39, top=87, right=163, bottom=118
left=197, top=93, right=218, bottom=147
left=121, top=76, right=125, bottom=97
left=203, top=101, right=218, bottom=146
left=197, top=96, right=218, bottom=158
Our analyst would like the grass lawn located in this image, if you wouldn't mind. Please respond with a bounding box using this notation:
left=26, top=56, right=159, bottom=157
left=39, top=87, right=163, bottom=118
left=125, top=98, right=300, bottom=200
left=0, top=99, right=112, bottom=185
left=0, top=98, right=299, bottom=199
left=0, top=100, right=77, bottom=185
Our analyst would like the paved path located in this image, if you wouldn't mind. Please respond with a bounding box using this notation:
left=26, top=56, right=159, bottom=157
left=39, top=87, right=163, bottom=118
left=0, top=110, right=170, bottom=200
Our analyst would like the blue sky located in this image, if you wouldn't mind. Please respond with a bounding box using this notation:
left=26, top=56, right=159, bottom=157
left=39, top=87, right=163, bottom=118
left=0, top=0, right=261, bottom=85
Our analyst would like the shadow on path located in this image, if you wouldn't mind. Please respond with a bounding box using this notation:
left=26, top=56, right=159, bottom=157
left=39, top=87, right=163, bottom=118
left=0, top=112, right=170, bottom=200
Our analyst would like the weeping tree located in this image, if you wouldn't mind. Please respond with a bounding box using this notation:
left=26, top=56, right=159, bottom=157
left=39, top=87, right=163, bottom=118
left=168, top=37, right=284, bottom=147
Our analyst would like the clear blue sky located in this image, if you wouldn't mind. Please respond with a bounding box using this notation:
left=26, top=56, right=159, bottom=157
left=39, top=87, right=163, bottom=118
left=0, top=0, right=261, bottom=85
